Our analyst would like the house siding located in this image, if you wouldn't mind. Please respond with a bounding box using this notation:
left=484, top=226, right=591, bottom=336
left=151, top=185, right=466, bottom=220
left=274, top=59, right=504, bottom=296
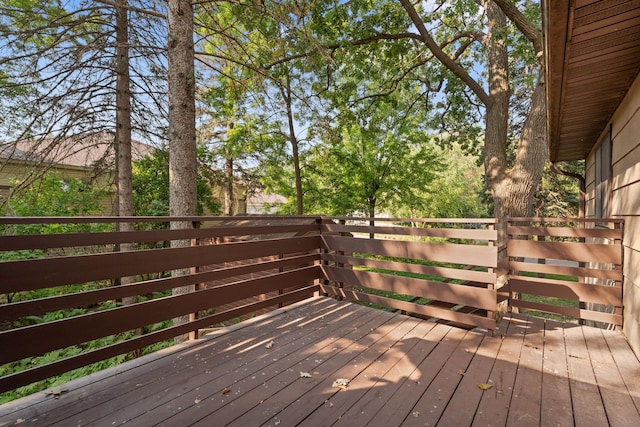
left=587, top=73, right=640, bottom=355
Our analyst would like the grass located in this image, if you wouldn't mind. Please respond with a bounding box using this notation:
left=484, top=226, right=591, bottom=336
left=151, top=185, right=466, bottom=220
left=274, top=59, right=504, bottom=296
left=345, top=254, right=584, bottom=324
left=516, top=271, right=580, bottom=323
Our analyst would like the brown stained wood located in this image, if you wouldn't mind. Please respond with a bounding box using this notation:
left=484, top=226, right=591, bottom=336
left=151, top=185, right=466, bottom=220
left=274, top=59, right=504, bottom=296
left=436, top=334, right=503, bottom=427
left=0, top=287, right=320, bottom=394
left=369, top=327, right=470, bottom=427
left=582, top=326, right=640, bottom=426
left=0, top=235, right=321, bottom=293
left=510, top=260, right=622, bottom=281
left=320, top=284, right=495, bottom=331
left=331, top=323, right=450, bottom=426
left=321, top=224, right=498, bottom=241
left=0, top=267, right=321, bottom=365
left=324, top=216, right=499, bottom=225
left=0, top=224, right=320, bottom=252
left=321, top=253, right=496, bottom=284
left=206, top=310, right=402, bottom=427
left=0, top=297, right=336, bottom=425
left=602, top=331, right=640, bottom=411
left=507, top=239, right=622, bottom=264
left=3, top=302, right=639, bottom=427
left=509, top=277, right=622, bottom=306
left=400, top=330, right=485, bottom=426
left=323, top=266, right=497, bottom=310
left=322, top=235, right=498, bottom=267
left=540, top=319, right=574, bottom=427
left=0, top=254, right=319, bottom=322
left=473, top=316, right=525, bottom=426
left=565, top=323, right=610, bottom=426
left=506, top=315, right=544, bottom=425
left=510, top=299, right=622, bottom=326
left=507, top=225, right=621, bottom=239
left=192, top=308, right=398, bottom=427
left=76, top=300, right=375, bottom=426
left=212, top=314, right=414, bottom=427
left=279, top=318, right=427, bottom=427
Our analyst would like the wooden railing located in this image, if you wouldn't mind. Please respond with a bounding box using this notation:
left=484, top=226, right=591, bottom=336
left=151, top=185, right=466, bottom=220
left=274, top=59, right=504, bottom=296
left=0, top=215, right=625, bottom=396
left=0, top=216, right=322, bottom=394
left=319, top=217, right=503, bottom=334
left=506, top=218, right=624, bottom=326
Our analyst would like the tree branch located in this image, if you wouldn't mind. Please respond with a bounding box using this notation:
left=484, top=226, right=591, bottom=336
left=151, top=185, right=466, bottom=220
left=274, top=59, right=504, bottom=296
left=94, top=0, right=166, bottom=19
left=398, top=0, right=490, bottom=106
left=491, top=0, right=542, bottom=55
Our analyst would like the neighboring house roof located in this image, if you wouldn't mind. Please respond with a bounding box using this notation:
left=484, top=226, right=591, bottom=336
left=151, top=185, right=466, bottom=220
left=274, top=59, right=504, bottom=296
left=0, top=131, right=155, bottom=171
left=543, top=1, right=640, bottom=162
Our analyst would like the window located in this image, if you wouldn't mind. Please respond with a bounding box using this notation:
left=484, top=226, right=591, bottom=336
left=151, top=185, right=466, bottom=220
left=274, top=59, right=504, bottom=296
left=594, top=128, right=611, bottom=218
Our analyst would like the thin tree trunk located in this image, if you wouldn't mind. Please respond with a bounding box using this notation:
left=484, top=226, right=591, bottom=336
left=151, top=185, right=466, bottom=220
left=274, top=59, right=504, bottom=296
left=224, top=153, right=234, bottom=215
left=115, top=0, right=137, bottom=307
left=168, top=0, right=197, bottom=343
left=283, top=76, right=304, bottom=214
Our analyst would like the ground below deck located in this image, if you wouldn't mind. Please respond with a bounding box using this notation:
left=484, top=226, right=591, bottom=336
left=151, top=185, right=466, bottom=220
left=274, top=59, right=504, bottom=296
left=1, top=296, right=640, bottom=426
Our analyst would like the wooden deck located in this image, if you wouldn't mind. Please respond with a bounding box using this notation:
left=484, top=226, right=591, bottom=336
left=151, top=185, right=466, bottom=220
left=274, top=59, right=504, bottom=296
left=2, top=297, right=639, bottom=427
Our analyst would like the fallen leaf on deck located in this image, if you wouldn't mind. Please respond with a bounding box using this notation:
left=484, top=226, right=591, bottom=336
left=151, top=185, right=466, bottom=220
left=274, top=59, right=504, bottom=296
left=332, top=378, right=350, bottom=389
left=457, top=370, right=466, bottom=375
left=265, top=340, right=274, bottom=349
left=194, top=398, right=201, bottom=404
left=15, top=419, right=25, bottom=424
left=222, top=388, right=231, bottom=395
left=45, top=387, right=68, bottom=399
left=478, top=383, right=493, bottom=390
left=299, top=371, right=312, bottom=378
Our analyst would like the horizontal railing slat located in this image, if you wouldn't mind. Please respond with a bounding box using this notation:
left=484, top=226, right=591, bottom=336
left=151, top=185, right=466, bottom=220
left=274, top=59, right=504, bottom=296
left=320, top=253, right=496, bottom=284
left=509, top=299, right=621, bottom=326
left=0, top=224, right=319, bottom=251
left=509, top=277, right=622, bottom=306
left=0, top=215, right=321, bottom=225
left=322, top=266, right=496, bottom=310
left=507, top=239, right=621, bottom=264
left=320, top=284, right=495, bottom=330
left=0, top=254, right=318, bottom=321
left=509, top=260, right=622, bottom=281
left=0, top=286, right=319, bottom=394
left=0, top=266, right=320, bottom=365
left=507, top=225, right=621, bottom=239
left=322, top=235, right=497, bottom=267
left=0, top=236, right=320, bottom=293
left=321, top=224, right=498, bottom=240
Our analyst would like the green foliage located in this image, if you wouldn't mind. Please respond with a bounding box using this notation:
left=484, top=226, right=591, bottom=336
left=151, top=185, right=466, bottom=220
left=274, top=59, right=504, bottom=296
left=132, top=146, right=222, bottom=216
left=394, top=144, right=489, bottom=218
left=534, top=161, right=582, bottom=217
left=2, top=172, right=106, bottom=217
left=0, top=172, right=111, bottom=239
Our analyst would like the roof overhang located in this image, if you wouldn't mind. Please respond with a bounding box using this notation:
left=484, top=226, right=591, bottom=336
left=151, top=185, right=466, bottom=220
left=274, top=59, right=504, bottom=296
left=543, top=0, right=640, bottom=162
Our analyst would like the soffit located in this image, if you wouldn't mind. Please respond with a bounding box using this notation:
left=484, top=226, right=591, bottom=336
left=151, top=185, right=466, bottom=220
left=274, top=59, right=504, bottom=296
left=545, top=0, right=640, bottom=162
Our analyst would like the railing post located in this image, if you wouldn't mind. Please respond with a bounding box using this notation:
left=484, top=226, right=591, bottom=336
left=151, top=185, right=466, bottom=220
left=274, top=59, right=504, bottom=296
left=614, top=221, right=624, bottom=330
left=487, top=222, right=496, bottom=336
left=189, top=220, right=201, bottom=341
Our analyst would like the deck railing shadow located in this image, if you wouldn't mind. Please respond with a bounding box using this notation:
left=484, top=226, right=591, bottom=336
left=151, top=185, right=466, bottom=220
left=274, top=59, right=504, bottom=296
left=0, top=215, right=625, bottom=402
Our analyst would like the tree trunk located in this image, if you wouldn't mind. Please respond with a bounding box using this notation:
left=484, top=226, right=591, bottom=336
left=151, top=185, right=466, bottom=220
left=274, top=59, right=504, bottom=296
left=115, top=0, right=137, bottom=307
left=168, top=0, right=197, bottom=343
left=368, top=201, right=375, bottom=239
left=224, top=153, right=234, bottom=215
left=283, top=76, right=304, bottom=214
left=483, top=1, right=546, bottom=243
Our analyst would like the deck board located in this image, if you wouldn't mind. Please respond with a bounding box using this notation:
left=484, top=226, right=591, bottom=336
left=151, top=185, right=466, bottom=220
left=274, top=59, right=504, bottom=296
left=540, top=319, right=573, bottom=427
left=2, top=296, right=640, bottom=427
